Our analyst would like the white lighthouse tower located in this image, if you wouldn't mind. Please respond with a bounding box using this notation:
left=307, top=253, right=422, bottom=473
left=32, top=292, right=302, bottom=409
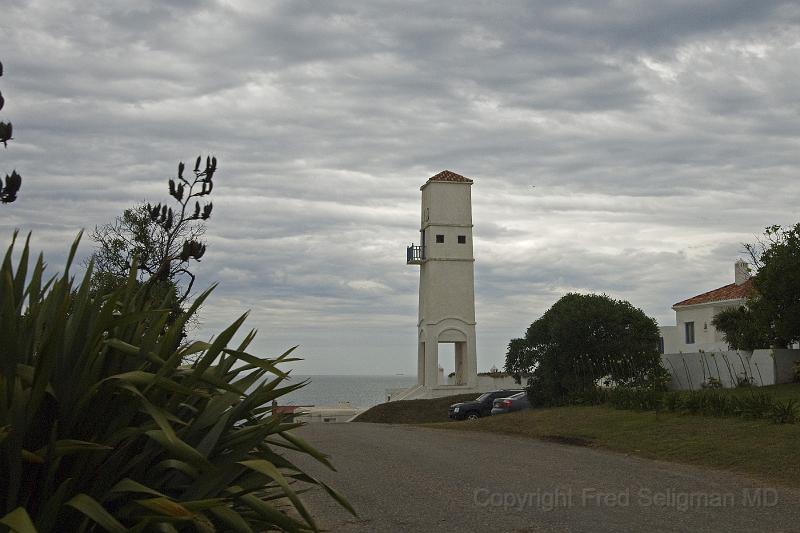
left=404, top=170, right=479, bottom=399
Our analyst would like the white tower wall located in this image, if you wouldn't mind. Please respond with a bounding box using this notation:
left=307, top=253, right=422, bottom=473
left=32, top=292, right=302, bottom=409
left=409, top=171, right=479, bottom=395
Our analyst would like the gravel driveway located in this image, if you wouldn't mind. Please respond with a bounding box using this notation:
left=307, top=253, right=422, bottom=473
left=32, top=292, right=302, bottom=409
left=289, top=422, right=800, bottom=533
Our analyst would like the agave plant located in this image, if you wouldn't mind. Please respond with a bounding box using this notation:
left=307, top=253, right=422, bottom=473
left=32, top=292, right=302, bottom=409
left=0, top=233, right=354, bottom=532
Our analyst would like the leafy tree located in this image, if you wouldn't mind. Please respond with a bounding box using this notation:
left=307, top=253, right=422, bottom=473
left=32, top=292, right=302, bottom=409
left=711, top=305, right=771, bottom=351
left=715, top=223, right=800, bottom=349
left=0, top=60, right=22, bottom=203
left=504, top=337, right=530, bottom=382
left=89, top=204, right=201, bottom=297
left=748, top=223, right=800, bottom=346
left=89, top=156, right=216, bottom=302
left=505, top=293, right=662, bottom=405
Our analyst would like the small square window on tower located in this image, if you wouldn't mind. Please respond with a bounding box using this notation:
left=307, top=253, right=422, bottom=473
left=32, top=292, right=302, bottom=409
left=436, top=234, right=444, bottom=243
left=458, top=235, right=466, bottom=244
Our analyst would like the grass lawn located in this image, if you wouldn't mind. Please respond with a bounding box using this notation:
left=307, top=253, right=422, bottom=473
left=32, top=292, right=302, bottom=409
left=356, top=383, right=800, bottom=487
left=428, top=401, right=800, bottom=488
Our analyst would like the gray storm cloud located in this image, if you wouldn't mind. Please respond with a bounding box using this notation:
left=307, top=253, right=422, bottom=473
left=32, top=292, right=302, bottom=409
left=1, top=0, right=799, bottom=374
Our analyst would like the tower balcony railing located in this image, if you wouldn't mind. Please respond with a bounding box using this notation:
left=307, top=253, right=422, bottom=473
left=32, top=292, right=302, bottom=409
left=407, top=244, right=425, bottom=264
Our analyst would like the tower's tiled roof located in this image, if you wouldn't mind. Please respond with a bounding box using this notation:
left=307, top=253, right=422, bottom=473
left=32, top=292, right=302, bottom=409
left=427, top=170, right=473, bottom=184
left=673, top=278, right=754, bottom=307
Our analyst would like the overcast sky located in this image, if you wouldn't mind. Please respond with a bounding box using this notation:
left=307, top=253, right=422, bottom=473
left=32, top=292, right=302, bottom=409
left=1, top=1, right=799, bottom=375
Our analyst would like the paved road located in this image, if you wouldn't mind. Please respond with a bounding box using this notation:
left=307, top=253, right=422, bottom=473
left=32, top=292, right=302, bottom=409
left=289, top=422, right=800, bottom=533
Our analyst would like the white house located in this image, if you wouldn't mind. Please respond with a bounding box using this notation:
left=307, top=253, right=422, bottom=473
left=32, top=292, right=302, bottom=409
left=659, top=260, right=798, bottom=390
left=659, top=260, right=753, bottom=354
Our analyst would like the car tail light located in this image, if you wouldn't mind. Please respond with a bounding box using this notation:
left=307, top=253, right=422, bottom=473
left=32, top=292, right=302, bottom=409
left=501, top=400, right=512, bottom=407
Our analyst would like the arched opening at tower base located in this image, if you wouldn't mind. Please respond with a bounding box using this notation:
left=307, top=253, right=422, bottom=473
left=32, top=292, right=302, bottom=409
left=437, top=343, right=454, bottom=385
left=434, top=341, right=469, bottom=385
left=417, top=329, right=471, bottom=387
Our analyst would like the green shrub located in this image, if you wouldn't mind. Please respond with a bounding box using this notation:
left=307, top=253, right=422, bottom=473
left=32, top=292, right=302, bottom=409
left=606, top=388, right=629, bottom=409
left=607, top=385, right=795, bottom=424
left=607, top=388, right=664, bottom=411
left=678, top=390, right=703, bottom=415
left=661, top=392, right=681, bottom=412
left=525, top=374, right=561, bottom=407
left=701, top=377, right=722, bottom=389
left=667, top=390, right=764, bottom=419
left=734, top=392, right=776, bottom=419
left=642, top=364, right=673, bottom=392
left=565, top=387, right=609, bottom=406
left=525, top=380, right=609, bottom=408
left=697, top=391, right=734, bottom=417
left=0, top=234, right=354, bottom=532
left=771, top=399, right=799, bottom=424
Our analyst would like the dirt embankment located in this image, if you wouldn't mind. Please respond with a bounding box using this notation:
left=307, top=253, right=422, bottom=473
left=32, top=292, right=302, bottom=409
left=353, top=394, right=476, bottom=424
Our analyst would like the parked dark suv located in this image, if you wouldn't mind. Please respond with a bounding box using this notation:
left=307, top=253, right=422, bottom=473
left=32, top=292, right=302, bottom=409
left=448, top=389, right=524, bottom=420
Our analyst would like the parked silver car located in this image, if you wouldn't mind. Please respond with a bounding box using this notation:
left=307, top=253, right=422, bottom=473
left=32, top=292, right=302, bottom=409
left=490, top=391, right=530, bottom=415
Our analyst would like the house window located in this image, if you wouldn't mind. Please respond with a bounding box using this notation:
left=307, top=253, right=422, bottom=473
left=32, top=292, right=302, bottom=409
left=458, top=235, right=466, bottom=244
left=658, top=337, right=665, bottom=354
left=436, top=234, right=444, bottom=243
left=685, top=322, right=695, bottom=344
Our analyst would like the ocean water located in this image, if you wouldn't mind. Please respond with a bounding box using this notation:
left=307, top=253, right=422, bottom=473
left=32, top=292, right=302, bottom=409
left=279, top=374, right=416, bottom=408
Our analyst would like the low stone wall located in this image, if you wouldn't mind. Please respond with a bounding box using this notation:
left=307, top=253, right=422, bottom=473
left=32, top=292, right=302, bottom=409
left=294, top=406, right=362, bottom=423
left=661, top=349, right=799, bottom=390
left=443, top=373, right=522, bottom=390
left=386, top=386, right=414, bottom=402
left=477, top=374, right=522, bottom=390
left=387, top=374, right=525, bottom=401
left=774, top=349, right=799, bottom=384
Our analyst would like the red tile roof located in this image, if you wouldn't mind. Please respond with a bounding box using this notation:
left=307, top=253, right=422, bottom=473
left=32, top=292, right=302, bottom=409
left=427, top=170, right=473, bottom=184
left=673, top=278, right=754, bottom=307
